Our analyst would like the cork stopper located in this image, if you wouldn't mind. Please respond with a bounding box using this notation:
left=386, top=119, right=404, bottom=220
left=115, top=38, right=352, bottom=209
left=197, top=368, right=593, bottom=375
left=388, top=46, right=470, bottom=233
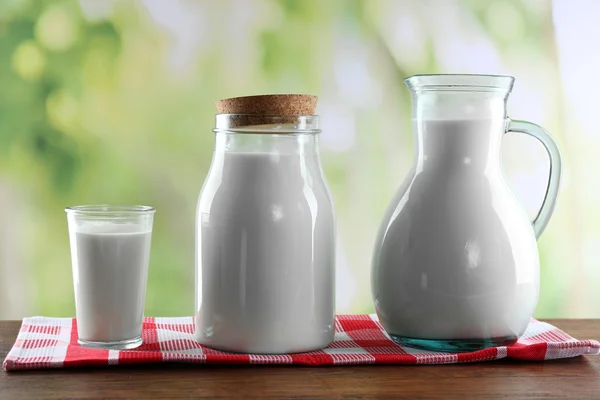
left=217, top=94, right=317, bottom=115
left=216, top=94, right=318, bottom=129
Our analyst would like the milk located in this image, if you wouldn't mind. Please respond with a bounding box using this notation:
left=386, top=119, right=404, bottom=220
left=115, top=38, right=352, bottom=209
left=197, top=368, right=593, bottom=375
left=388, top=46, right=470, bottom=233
left=70, top=224, right=152, bottom=343
left=372, top=118, right=539, bottom=341
left=195, top=151, right=335, bottom=354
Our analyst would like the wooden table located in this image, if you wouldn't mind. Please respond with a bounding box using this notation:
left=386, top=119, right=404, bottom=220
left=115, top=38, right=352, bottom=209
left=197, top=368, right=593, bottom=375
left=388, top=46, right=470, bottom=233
left=1, top=320, right=598, bottom=399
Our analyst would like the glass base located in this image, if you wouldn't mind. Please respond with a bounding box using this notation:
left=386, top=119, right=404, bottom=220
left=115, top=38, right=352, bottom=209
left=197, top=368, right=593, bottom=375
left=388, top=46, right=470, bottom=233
left=391, top=334, right=518, bottom=353
left=78, top=335, right=142, bottom=350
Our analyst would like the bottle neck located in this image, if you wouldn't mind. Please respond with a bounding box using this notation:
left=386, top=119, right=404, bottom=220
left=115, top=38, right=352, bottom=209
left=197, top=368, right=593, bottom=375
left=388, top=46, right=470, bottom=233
left=214, top=132, right=320, bottom=156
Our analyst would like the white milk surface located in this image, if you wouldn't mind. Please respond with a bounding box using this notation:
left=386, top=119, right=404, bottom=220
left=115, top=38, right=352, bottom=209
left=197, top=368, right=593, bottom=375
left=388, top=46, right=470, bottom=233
left=71, top=223, right=151, bottom=342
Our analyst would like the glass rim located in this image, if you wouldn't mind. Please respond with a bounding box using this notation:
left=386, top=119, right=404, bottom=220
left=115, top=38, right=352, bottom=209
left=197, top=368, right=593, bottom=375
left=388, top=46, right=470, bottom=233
left=65, top=204, right=156, bottom=215
left=214, top=114, right=320, bottom=134
left=404, top=74, right=515, bottom=92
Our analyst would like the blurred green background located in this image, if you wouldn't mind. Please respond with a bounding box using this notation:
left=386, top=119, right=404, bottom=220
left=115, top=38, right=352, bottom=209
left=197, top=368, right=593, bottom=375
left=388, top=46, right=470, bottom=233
left=1, top=0, right=598, bottom=318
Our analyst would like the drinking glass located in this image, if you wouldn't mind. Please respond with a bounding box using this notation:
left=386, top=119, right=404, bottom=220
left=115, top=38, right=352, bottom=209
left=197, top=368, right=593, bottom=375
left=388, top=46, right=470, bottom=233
left=65, top=205, right=155, bottom=350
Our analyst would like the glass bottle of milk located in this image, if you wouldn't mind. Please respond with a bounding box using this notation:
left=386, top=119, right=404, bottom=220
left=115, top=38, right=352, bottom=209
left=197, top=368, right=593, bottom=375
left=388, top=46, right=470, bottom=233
left=195, top=113, right=335, bottom=354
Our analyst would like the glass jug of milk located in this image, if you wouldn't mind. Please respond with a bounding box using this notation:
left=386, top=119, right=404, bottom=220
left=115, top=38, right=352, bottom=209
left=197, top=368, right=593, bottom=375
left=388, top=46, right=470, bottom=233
left=372, top=74, right=562, bottom=352
left=195, top=113, right=335, bottom=354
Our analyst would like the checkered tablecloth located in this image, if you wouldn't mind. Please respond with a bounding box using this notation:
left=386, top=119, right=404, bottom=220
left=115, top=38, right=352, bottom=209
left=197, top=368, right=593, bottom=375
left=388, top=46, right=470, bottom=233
left=4, top=315, right=599, bottom=370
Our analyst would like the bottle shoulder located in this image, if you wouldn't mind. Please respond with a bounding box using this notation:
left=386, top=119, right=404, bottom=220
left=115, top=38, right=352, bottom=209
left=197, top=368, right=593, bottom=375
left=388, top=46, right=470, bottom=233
left=197, top=155, right=334, bottom=216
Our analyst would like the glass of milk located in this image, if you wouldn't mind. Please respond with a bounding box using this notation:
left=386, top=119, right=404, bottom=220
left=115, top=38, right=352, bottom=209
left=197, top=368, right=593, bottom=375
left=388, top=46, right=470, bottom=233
left=65, top=205, right=155, bottom=350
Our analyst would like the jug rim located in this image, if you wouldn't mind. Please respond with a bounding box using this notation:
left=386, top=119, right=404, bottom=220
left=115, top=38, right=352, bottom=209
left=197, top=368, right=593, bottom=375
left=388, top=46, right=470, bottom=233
left=404, top=74, right=515, bottom=92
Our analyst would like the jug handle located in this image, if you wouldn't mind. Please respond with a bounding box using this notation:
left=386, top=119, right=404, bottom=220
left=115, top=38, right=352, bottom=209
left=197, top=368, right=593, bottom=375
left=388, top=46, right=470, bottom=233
left=506, top=119, right=562, bottom=239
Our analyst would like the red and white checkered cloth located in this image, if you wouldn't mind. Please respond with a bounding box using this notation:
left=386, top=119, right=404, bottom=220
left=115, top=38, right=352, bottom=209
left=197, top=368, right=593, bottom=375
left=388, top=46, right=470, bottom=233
left=4, top=315, right=599, bottom=370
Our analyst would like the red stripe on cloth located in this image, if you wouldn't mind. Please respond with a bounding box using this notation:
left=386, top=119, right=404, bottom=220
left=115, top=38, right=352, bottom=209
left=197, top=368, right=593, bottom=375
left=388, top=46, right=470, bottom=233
left=139, top=317, right=161, bottom=351
left=339, top=315, right=376, bottom=321
left=290, top=350, right=334, bottom=365
left=456, top=347, right=498, bottom=363
left=156, top=321, right=195, bottom=334
left=338, top=316, right=381, bottom=334
left=528, top=328, right=572, bottom=343
left=204, top=352, right=251, bottom=364
left=371, top=353, right=417, bottom=364
left=327, top=340, right=361, bottom=349
left=159, top=339, right=203, bottom=352
left=14, top=338, right=59, bottom=349
left=249, top=354, right=293, bottom=364
left=13, top=356, right=56, bottom=370
left=22, top=324, right=61, bottom=335
left=417, top=353, right=458, bottom=364
left=507, top=342, right=548, bottom=360
left=64, top=320, right=110, bottom=368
